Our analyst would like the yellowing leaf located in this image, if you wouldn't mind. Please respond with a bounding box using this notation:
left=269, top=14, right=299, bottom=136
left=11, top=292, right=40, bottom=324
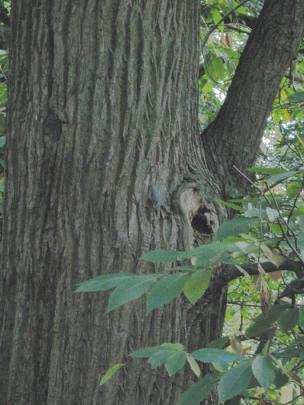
left=226, top=33, right=232, bottom=48
left=268, top=271, right=282, bottom=281
left=257, top=275, right=271, bottom=311
left=100, top=363, right=125, bottom=385
left=260, top=244, right=284, bottom=268
left=280, top=88, right=288, bottom=101
left=281, top=109, right=292, bottom=122
left=240, top=346, right=252, bottom=355
left=220, top=33, right=232, bottom=48
left=230, top=337, right=242, bottom=354
left=186, top=354, right=201, bottom=377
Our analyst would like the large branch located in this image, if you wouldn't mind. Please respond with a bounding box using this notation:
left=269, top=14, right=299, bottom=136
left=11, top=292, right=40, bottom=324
left=221, top=259, right=304, bottom=284
left=207, top=259, right=304, bottom=296
left=201, top=0, right=304, bottom=195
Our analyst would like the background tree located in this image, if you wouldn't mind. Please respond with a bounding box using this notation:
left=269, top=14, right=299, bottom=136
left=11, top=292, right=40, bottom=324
left=0, top=1, right=303, bottom=404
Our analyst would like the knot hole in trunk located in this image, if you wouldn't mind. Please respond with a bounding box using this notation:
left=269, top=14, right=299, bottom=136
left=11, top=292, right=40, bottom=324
left=180, top=188, right=219, bottom=247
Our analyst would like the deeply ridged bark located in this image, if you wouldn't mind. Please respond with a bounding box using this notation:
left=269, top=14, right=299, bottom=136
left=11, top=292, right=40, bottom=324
left=0, top=1, right=225, bottom=404
left=1, top=1, right=303, bottom=404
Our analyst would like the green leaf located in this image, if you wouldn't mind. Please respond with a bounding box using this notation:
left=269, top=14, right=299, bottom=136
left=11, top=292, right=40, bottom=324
left=266, top=207, right=279, bottom=222
left=287, top=181, right=302, bottom=198
left=207, top=336, right=230, bottom=349
left=247, top=166, right=287, bottom=175
left=275, top=348, right=300, bottom=359
left=191, top=348, right=243, bottom=364
left=288, top=91, right=304, bottom=103
left=133, top=343, right=186, bottom=376
left=146, top=273, right=188, bottom=313
left=216, top=199, right=244, bottom=212
left=160, top=342, right=184, bottom=351
left=252, top=355, right=275, bottom=389
left=0, top=84, right=7, bottom=106
left=210, top=9, right=222, bottom=23
left=179, top=374, right=217, bottom=405
left=75, top=273, right=133, bottom=292
left=298, top=232, right=304, bottom=250
left=208, top=55, right=226, bottom=81
left=291, top=205, right=304, bottom=217
left=141, top=250, right=186, bottom=263
left=144, top=347, right=186, bottom=376
left=246, top=319, right=273, bottom=339
left=218, top=361, right=252, bottom=402
left=266, top=170, right=296, bottom=186
left=108, top=275, right=156, bottom=311
left=243, top=208, right=261, bottom=218
left=277, top=308, right=299, bottom=332
left=273, top=369, right=289, bottom=388
left=148, top=349, right=173, bottom=368
left=215, top=217, right=258, bottom=240
left=246, top=303, right=291, bottom=338
left=269, top=223, right=283, bottom=236
left=99, top=363, right=125, bottom=385
left=188, top=242, right=237, bottom=266
left=183, top=270, right=211, bottom=304
left=164, top=351, right=186, bottom=376
left=299, top=307, right=304, bottom=328
left=0, top=136, right=5, bottom=148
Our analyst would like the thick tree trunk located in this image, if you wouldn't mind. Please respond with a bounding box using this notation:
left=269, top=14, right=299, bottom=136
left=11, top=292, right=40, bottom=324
left=1, top=1, right=303, bottom=404
left=0, top=1, right=225, bottom=404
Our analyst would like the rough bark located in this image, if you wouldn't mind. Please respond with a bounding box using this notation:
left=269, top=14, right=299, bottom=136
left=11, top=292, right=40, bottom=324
left=0, top=0, right=303, bottom=405
left=0, top=1, right=224, bottom=404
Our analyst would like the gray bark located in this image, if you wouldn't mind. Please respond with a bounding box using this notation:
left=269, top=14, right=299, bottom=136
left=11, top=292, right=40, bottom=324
left=0, top=1, right=303, bottom=405
left=1, top=1, right=224, bottom=404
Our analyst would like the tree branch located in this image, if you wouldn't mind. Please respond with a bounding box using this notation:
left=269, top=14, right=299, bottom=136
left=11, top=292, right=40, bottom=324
left=201, top=0, right=251, bottom=50
left=201, top=0, right=304, bottom=195
left=212, top=259, right=304, bottom=289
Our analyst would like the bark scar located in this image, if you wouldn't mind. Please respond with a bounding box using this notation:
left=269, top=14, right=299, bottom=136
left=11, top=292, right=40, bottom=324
left=180, top=188, right=219, bottom=247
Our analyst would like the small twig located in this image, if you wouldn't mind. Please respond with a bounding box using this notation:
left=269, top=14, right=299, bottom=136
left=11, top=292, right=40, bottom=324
left=264, top=182, right=303, bottom=264
left=201, top=0, right=251, bottom=50
left=233, top=165, right=304, bottom=265
left=233, top=164, right=256, bottom=186
left=227, top=300, right=261, bottom=308
left=287, top=184, right=303, bottom=224
left=225, top=23, right=251, bottom=35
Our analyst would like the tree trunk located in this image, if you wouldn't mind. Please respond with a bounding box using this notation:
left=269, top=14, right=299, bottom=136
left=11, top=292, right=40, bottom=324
left=0, top=1, right=225, bottom=404
left=1, top=1, right=303, bottom=404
